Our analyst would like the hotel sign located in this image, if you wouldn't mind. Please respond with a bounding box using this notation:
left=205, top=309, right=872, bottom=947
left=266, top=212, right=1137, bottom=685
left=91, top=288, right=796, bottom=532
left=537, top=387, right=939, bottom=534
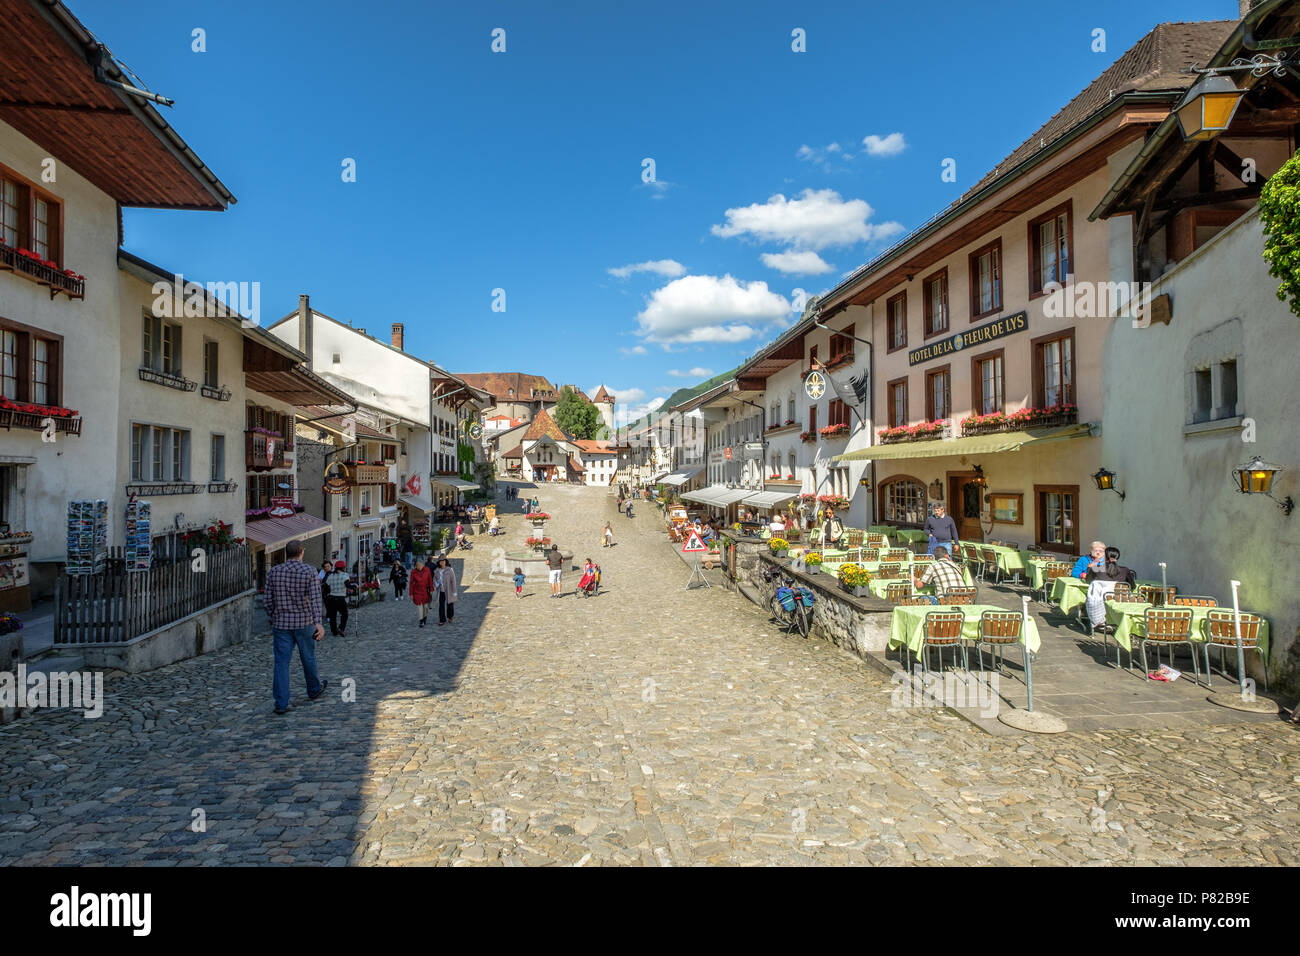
left=908, top=311, right=1028, bottom=367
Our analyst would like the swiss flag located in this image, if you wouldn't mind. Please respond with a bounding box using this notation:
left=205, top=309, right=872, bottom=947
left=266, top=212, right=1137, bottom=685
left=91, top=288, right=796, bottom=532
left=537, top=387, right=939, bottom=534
left=404, top=473, right=422, bottom=496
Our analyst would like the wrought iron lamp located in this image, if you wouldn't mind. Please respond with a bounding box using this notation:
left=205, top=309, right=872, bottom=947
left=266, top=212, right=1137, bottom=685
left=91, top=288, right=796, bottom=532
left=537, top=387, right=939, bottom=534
left=1232, top=455, right=1293, bottom=515
left=1091, top=467, right=1126, bottom=501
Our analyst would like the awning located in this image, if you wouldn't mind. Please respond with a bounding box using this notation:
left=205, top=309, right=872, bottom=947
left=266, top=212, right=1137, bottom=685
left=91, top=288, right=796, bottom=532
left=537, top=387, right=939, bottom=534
left=833, top=423, right=1095, bottom=462
left=353, top=517, right=381, bottom=528
left=399, top=493, right=436, bottom=514
left=660, top=465, right=705, bottom=487
left=682, top=485, right=752, bottom=508
left=243, top=513, right=332, bottom=552
left=649, top=470, right=671, bottom=483
left=432, top=477, right=480, bottom=492
left=742, top=489, right=800, bottom=511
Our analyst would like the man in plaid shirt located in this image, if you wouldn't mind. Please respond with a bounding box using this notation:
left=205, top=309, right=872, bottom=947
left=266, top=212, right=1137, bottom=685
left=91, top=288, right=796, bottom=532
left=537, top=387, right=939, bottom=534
left=263, top=539, right=328, bottom=714
left=913, top=546, right=967, bottom=603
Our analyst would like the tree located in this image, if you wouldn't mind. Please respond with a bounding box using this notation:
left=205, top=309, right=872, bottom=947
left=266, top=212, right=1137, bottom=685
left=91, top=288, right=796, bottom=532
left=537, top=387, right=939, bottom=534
left=1259, top=147, right=1300, bottom=318
left=554, top=387, right=601, bottom=439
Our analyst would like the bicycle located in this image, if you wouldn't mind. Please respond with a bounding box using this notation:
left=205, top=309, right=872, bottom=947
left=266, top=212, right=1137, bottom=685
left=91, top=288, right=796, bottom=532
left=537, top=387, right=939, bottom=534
left=761, top=564, right=813, bottom=638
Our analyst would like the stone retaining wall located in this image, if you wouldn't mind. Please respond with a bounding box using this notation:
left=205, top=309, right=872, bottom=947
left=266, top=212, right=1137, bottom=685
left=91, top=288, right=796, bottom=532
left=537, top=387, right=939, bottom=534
left=755, top=552, right=896, bottom=659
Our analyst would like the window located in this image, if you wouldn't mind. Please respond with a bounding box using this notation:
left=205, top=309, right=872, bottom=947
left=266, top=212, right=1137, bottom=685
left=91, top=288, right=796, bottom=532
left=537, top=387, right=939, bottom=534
left=827, top=398, right=849, bottom=428
left=925, top=366, right=951, bottom=421
left=879, top=476, right=926, bottom=525
left=203, top=340, right=219, bottom=388
left=382, top=482, right=397, bottom=507
left=923, top=271, right=948, bottom=337
left=131, top=425, right=145, bottom=481
left=887, top=292, right=907, bottom=351
left=786, top=451, right=796, bottom=479
left=1033, top=331, right=1075, bottom=407
left=969, top=240, right=1002, bottom=318
left=143, top=312, right=182, bottom=376
left=770, top=399, right=780, bottom=423
left=1218, top=360, right=1238, bottom=419
left=131, top=424, right=189, bottom=482
left=381, top=443, right=398, bottom=461
left=887, top=377, right=908, bottom=427
left=829, top=323, right=855, bottom=362
left=1193, top=368, right=1213, bottom=422
left=787, top=394, right=796, bottom=423
left=807, top=403, right=817, bottom=434
left=0, top=166, right=62, bottom=265
left=0, top=321, right=61, bottom=405
left=360, top=489, right=372, bottom=514
left=211, top=434, right=225, bottom=481
left=972, top=350, right=1004, bottom=416
left=1036, top=485, right=1078, bottom=553
left=1030, top=203, right=1071, bottom=294
left=809, top=345, right=818, bottom=368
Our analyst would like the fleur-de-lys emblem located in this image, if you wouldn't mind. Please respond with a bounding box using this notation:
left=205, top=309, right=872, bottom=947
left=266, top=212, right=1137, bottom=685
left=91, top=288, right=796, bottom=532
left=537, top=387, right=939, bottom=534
left=804, top=370, right=826, bottom=401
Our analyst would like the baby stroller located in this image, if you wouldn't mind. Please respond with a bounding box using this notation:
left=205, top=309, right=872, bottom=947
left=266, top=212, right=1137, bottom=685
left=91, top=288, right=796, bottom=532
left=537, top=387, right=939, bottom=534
left=577, top=564, right=601, bottom=598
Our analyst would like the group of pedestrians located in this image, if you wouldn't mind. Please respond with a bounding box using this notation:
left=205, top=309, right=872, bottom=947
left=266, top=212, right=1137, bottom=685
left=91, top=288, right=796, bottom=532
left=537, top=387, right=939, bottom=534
left=408, top=554, right=458, bottom=627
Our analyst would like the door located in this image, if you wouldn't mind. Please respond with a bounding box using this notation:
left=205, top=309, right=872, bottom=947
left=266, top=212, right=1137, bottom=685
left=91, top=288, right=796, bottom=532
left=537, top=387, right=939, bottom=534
left=948, top=473, right=984, bottom=543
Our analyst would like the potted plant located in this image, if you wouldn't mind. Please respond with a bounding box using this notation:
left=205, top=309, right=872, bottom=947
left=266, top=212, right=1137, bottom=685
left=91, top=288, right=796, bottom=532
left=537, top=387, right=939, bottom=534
left=769, top=537, right=789, bottom=555
left=838, top=562, right=872, bottom=597
left=804, top=552, right=823, bottom=574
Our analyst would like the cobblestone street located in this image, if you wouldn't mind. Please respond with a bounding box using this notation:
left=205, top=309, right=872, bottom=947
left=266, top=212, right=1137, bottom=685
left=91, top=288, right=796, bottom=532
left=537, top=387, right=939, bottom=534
left=2, top=483, right=1299, bottom=866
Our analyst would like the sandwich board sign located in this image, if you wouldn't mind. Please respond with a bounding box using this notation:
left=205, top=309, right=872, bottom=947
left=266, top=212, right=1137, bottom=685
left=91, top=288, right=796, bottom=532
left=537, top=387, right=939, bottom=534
left=682, top=531, right=707, bottom=553
left=682, top=529, right=711, bottom=589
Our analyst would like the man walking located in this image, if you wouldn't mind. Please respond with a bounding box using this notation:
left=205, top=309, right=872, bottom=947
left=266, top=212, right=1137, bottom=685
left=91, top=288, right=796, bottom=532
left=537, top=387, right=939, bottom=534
left=924, top=503, right=960, bottom=557
left=323, top=560, right=350, bottom=636
left=263, top=539, right=328, bottom=715
left=547, top=544, right=564, bottom=598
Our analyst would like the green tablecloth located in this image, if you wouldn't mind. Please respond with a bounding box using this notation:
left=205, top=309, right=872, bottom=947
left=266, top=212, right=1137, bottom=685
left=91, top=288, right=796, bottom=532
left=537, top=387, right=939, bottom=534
left=1026, top=557, right=1071, bottom=590
left=1103, top=601, right=1271, bottom=657
left=1051, top=576, right=1089, bottom=614
left=891, top=529, right=929, bottom=546
left=978, top=543, right=1033, bottom=578
left=888, top=603, right=1042, bottom=656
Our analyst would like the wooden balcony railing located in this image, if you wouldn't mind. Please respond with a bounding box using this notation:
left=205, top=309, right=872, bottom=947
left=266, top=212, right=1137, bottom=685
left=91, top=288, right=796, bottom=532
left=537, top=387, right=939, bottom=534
left=245, top=430, right=285, bottom=470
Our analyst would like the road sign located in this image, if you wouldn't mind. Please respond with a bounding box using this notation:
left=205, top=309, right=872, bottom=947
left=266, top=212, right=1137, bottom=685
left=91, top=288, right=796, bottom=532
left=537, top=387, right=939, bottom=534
left=743, top=441, right=764, bottom=459
left=724, top=447, right=733, bottom=460
left=681, top=531, right=707, bottom=553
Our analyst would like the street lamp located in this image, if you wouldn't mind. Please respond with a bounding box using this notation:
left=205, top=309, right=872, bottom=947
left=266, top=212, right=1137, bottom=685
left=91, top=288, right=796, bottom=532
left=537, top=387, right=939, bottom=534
left=1232, top=455, right=1294, bottom=515
left=1091, top=467, right=1126, bottom=501
left=1176, top=73, right=1246, bottom=141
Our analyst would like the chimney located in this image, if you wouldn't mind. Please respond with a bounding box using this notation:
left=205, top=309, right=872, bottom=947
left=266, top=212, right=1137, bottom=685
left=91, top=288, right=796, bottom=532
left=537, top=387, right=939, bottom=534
left=391, top=323, right=405, bottom=351
left=298, top=294, right=312, bottom=368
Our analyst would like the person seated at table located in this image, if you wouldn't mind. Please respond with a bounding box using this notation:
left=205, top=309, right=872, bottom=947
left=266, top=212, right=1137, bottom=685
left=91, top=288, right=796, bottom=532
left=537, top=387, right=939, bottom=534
left=1083, top=546, right=1136, bottom=631
left=1070, top=540, right=1106, bottom=579
left=923, top=504, right=960, bottom=556
left=912, top=546, right=966, bottom=604
left=768, top=512, right=787, bottom=536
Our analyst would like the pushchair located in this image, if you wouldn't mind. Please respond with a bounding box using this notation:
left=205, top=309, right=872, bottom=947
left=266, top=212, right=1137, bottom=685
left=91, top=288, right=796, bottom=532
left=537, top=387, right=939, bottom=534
left=577, top=564, right=601, bottom=597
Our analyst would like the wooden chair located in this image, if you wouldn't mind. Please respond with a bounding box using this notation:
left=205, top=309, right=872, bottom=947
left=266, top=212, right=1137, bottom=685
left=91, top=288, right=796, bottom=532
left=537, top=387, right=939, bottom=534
left=885, top=581, right=911, bottom=603
left=942, top=586, right=977, bottom=605
left=865, top=533, right=885, bottom=549
left=975, top=610, right=1025, bottom=677
left=1138, top=584, right=1177, bottom=606
left=912, top=554, right=934, bottom=566
left=883, top=548, right=909, bottom=563
left=1040, top=561, right=1072, bottom=604
left=1202, top=610, right=1267, bottom=692
left=898, top=594, right=931, bottom=606
left=980, top=547, right=1004, bottom=585
left=1138, top=607, right=1200, bottom=684
left=845, top=529, right=864, bottom=549
left=878, top=563, right=903, bottom=578
left=862, top=549, right=881, bottom=563
left=1105, top=581, right=1133, bottom=603
left=962, top=543, right=985, bottom=580
left=1173, top=595, right=1217, bottom=607
left=921, top=610, right=968, bottom=682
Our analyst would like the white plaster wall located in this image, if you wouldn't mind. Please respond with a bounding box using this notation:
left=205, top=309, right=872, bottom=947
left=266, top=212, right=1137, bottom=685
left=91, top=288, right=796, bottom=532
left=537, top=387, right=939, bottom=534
left=0, top=118, right=123, bottom=565
left=1099, top=208, right=1300, bottom=684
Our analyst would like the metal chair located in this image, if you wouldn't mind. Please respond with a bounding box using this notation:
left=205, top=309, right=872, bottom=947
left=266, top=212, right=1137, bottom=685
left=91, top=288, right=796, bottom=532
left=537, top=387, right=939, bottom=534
left=1138, top=584, right=1177, bottom=607
left=884, top=548, right=909, bottom=563
left=1173, top=595, right=1217, bottom=607
left=942, top=586, right=977, bottom=605
left=885, top=581, right=911, bottom=603
left=878, top=563, right=904, bottom=578
left=975, top=610, right=1025, bottom=678
left=920, top=610, right=968, bottom=683
left=962, top=543, right=985, bottom=581
left=980, top=547, right=1003, bottom=585
left=1040, top=561, right=1071, bottom=605
left=1138, top=607, right=1200, bottom=685
left=1108, top=581, right=1133, bottom=603
left=1201, top=610, right=1267, bottom=691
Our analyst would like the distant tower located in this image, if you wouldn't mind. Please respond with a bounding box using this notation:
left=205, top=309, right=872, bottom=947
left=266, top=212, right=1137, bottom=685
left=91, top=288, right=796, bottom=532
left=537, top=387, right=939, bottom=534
left=592, top=385, right=615, bottom=435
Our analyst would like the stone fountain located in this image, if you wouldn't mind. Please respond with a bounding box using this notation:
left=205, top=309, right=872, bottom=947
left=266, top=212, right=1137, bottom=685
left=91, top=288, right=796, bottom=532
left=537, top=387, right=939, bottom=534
left=487, top=514, right=573, bottom=582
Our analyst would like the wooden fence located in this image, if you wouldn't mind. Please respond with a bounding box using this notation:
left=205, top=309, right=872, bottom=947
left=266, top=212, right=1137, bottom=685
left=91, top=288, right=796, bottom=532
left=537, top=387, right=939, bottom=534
left=54, top=544, right=253, bottom=645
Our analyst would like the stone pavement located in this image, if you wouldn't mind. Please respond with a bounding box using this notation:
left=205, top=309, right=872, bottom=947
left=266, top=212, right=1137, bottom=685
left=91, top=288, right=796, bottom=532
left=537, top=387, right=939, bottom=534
left=1, top=482, right=1299, bottom=865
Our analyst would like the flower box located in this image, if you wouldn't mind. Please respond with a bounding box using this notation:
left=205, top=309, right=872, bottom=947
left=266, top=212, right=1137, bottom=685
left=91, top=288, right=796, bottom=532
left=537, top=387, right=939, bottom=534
left=0, top=241, right=85, bottom=300
left=798, top=430, right=817, bottom=444
left=961, top=405, right=1078, bottom=435
left=876, top=420, right=949, bottom=444
left=818, top=423, right=850, bottom=440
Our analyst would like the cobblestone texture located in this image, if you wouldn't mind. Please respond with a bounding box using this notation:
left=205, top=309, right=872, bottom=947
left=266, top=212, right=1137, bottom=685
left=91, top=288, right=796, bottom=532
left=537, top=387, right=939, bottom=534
left=1, top=484, right=1298, bottom=865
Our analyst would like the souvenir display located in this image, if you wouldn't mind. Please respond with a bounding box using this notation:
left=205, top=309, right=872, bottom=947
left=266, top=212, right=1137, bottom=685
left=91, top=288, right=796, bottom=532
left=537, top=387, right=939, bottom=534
left=124, top=499, right=152, bottom=571
left=66, top=499, right=108, bottom=575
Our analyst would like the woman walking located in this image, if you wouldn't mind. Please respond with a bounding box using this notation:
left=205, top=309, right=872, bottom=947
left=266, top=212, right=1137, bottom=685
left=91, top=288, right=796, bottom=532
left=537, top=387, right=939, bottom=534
left=409, top=556, right=434, bottom=628
left=603, top=521, right=614, bottom=548
left=436, top=556, right=458, bottom=626
left=389, top=559, right=407, bottom=601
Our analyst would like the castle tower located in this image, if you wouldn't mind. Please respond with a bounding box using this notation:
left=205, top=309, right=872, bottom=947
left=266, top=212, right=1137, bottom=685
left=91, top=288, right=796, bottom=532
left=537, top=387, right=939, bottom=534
left=592, top=385, right=615, bottom=435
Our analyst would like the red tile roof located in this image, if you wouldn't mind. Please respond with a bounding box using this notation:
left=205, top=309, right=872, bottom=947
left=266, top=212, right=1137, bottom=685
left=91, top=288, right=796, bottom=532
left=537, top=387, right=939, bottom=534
left=458, top=372, right=557, bottom=402
left=572, top=439, right=616, bottom=454
left=522, top=407, right=571, bottom=442
left=567, top=456, right=585, bottom=473
left=501, top=444, right=524, bottom=459
left=592, top=385, right=613, bottom=404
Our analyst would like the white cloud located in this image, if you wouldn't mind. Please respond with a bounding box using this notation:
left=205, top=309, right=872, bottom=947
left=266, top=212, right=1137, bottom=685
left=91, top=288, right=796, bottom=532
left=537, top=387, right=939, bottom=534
left=608, top=259, right=686, bottom=279
left=711, top=189, right=899, bottom=251
left=761, top=250, right=834, bottom=275
left=797, top=142, right=854, bottom=168
left=618, top=345, right=648, bottom=355
left=667, top=367, right=715, bottom=378
left=862, top=132, right=906, bottom=157
left=635, top=274, right=790, bottom=347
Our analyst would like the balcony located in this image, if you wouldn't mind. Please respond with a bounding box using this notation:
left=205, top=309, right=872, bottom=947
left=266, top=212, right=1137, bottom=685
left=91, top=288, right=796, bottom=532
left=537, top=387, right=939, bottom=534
left=139, top=367, right=198, bottom=392
left=351, top=464, right=389, bottom=485
left=0, top=399, right=82, bottom=436
left=245, top=430, right=286, bottom=470
left=125, top=481, right=201, bottom=496
left=0, top=243, right=85, bottom=300
left=200, top=384, right=232, bottom=401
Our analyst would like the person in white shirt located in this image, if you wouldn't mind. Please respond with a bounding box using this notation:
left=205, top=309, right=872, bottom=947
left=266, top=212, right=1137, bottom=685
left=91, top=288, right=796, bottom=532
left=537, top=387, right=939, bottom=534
left=768, top=514, right=787, bottom=535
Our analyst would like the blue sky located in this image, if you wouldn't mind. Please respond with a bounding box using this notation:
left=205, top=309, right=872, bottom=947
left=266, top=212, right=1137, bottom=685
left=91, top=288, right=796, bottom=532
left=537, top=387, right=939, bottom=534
left=85, top=0, right=1236, bottom=422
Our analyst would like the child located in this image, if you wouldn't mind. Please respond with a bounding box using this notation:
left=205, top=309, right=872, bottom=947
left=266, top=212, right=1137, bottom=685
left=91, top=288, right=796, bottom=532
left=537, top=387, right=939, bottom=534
left=513, top=567, right=526, bottom=599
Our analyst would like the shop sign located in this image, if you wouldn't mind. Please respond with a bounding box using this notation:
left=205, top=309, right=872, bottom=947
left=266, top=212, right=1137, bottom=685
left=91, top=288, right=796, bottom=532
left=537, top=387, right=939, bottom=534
left=269, top=496, right=296, bottom=518
left=909, top=311, right=1028, bottom=366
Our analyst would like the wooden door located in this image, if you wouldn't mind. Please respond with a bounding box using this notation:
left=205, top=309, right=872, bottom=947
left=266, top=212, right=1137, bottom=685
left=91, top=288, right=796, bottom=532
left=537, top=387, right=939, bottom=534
left=948, top=473, right=983, bottom=543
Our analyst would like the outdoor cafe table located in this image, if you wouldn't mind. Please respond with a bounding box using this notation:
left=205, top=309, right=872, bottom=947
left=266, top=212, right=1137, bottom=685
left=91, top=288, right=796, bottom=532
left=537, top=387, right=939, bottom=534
left=1102, top=600, right=1271, bottom=658
left=891, top=529, right=930, bottom=547
left=1051, top=576, right=1167, bottom=616
left=980, top=543, right=1033, bottom=579
left=888, top=603, right=1042, bottom=657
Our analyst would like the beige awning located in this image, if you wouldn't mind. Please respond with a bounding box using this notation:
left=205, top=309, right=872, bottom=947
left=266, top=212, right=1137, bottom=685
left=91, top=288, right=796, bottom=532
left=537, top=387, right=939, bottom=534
left=243, top=512, right=332, bottom=552
left=742, top=489, right=800, bottom=511
left=399, top=493, right=436, bottom=514
left=833, top=423, right=1095, bottom=462
left=432, top=477, right=480, bottom=492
